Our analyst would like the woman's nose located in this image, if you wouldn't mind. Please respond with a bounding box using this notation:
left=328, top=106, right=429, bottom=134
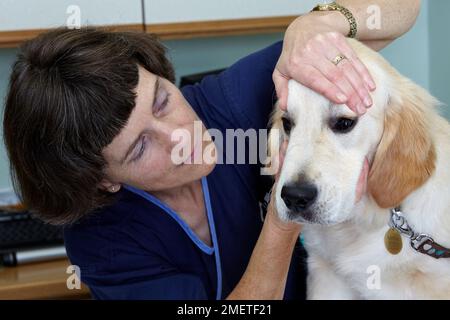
left=157, top=122, right=190, bottom=151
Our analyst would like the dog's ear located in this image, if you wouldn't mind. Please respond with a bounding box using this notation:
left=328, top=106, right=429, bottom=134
left=368, top=84, right=437, bottom=208
left=263, top=107, right=285, bottom=176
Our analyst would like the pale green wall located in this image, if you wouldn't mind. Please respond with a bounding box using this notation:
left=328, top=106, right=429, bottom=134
left=380, top=0, right=429, bottom=90
left=0, top=0, right=448, bottom=190
left=164, top=33, right=284, bottom=85
left=0, top=48, right=17, bottom=190
left=429, top=0, right=450, bottom=118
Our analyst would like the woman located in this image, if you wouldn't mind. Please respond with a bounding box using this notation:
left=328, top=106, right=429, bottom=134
left=3, top=1, right=420, bottom=299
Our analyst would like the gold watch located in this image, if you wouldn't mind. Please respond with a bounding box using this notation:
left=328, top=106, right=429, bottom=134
left=311, top=1, right=357, bottom=38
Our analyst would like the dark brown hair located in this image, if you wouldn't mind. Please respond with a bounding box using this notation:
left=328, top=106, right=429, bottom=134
left=3, top=27, right=175, bottom=225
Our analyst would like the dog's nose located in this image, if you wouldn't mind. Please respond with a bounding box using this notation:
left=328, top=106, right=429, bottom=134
left=281, top=183, right=318, bottom=212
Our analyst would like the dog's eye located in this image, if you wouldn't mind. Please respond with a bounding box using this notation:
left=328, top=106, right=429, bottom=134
left=330, top=117, right=357, bottom=134
left=282, top=116, right=293, bottom=135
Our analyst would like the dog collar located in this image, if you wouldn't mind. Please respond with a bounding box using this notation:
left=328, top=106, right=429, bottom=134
left=389, top=207, right=450, bottom=259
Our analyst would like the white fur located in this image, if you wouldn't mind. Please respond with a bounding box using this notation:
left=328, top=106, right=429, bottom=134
left=274, top=39, right=450, bottom=299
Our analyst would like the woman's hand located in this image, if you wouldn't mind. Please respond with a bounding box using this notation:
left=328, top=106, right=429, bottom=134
left=265, top=140, right=302, bottom=234
left=227, top=138, right=300, bottom=300
left=273, top=14, right=376, bottom=115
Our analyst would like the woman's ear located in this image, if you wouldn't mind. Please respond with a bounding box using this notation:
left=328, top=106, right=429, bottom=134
left=368, top=86, right=437, bottom=208
left=98, top=179, right=121, bottom=193
left=263, top=107, right=285, bottom=176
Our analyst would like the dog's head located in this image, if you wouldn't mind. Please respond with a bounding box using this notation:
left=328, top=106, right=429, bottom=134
left=269, top=39, right=438, bottom=225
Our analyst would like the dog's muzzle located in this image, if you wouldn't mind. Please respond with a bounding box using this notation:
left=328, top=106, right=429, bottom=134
left=281, top=182, right=318, bottom=220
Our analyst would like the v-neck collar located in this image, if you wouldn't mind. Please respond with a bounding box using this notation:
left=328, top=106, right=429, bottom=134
left=123, top=176, right=223, bottom=299
left=123, top=177, right=213, bottom=253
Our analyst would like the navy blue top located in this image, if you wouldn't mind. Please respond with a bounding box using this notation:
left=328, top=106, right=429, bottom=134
left=63, top=41, right=307, bottom=300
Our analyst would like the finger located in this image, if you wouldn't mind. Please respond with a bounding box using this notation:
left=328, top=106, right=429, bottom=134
left=279, top=140, right=288, bottom=167
left=291, top=64, right=348, bottom=106
left=335, top=38, right=373, bottom=109
left=270, top=139, right=289, bottom=217
left=338, top=58, right=373, bottom=110
left=275, top=140, right=289, bottom=181
left=273, top=68, right=289, bottom=111
left=315, top=42, right=366, bottom=114
left=311, top=58, right=364, bottom=114
left=334, top=39, right=376, bottom=92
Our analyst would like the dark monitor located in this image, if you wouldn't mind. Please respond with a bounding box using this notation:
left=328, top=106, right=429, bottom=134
left=179, top=68, right=226, bottom=88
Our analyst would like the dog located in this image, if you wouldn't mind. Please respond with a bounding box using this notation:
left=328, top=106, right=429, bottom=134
left=268, top=38, right=450, bottom=299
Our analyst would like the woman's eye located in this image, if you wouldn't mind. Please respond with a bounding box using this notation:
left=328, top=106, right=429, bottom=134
left=282, top=116, right=293, bottom=135
left=330, top=117, right=357, bottom=134
left=154, top=91, right=171, bottom=115
left=133, top=137, right=146, bottom=161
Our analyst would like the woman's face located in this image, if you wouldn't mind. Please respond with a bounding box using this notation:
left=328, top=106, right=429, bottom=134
left=100, top=65, right=216, bottom=192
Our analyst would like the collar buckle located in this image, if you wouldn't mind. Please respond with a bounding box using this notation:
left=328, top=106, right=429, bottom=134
left=411, top=233, right=433, bottom=250
left=389, top=207, right=415, bottom=238
left=388, top=207, right=450, bottom=259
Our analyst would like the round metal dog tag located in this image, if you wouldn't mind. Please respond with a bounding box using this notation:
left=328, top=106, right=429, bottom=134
left=384, top=228, right=403, bottom=255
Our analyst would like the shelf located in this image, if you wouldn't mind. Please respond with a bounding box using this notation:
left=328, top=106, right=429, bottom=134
left=0, top=15, right=296, bottom=48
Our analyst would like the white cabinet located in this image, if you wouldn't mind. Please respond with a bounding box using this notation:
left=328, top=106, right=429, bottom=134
left=0, top=0, right=142, bottom=31
left=145, top=0, right=314, bottom=24
left=0, top=0, right=310, bottom=45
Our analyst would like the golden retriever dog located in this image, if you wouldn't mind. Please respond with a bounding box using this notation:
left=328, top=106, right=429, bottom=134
left=268, top=38, right=450, bottom=299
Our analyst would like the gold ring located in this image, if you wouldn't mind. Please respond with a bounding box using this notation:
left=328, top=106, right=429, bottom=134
left=332, top=54, right=347, bottom=66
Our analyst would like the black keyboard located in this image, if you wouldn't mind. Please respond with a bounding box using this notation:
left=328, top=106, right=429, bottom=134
left=0, top=210, right=63, bottom=253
